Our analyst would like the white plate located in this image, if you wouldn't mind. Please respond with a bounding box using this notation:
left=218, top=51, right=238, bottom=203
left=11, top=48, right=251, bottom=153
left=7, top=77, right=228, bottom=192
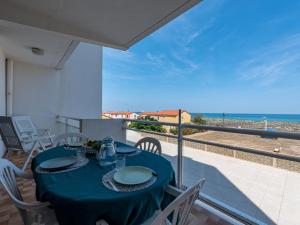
left=68, top=142, right=83, bottom=147
left=113, top=166, right=153, bottom=185
left=39, top=156, right=78, bottom=170
left=116, top=146, right=137, bottom=154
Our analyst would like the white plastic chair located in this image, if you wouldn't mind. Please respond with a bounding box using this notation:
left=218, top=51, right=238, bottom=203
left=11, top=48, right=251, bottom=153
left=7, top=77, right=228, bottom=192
left=0, top=116, right=41, bottom=171
left=142, top=179, right=206, bottom=225
left=53, top=132, right=88, bottom=147
left=134, top=137, right=162, bottom=155
left=0, top=158, right=58, bottom=225
left=13, top=116, right=54, bottom=151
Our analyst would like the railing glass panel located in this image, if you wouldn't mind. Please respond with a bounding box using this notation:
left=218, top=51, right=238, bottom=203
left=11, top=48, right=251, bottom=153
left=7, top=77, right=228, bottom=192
left=124, top=118, right=300, bottom=225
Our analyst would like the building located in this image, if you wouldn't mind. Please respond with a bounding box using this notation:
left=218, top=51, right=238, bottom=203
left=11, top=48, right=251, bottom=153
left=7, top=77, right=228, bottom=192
left=0, top=1, right=298, bottom=225
left=102, top=112, right=139, bottom=119
left=140, top=110, right=191, bottom=124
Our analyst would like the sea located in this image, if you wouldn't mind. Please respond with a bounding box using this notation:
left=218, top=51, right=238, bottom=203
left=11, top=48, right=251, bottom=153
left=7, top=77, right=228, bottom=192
left=191, top=113, right=300, bottom=123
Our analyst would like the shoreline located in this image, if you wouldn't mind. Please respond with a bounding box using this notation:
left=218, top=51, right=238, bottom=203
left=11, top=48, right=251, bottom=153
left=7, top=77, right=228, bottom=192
left=205, top=118, right=300, bottom=132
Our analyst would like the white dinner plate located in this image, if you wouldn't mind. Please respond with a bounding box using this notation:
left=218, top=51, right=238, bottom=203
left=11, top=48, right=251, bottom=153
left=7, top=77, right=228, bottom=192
left=116, top=146, right=137, bottom=154
left=39, top=156, right=78, bottom=170
left=113, top=166, right=153, bottom=185
left=68, top=142, right=83, bottom=147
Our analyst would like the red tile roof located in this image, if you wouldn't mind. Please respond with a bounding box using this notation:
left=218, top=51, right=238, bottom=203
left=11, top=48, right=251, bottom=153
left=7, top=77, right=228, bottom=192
left=140, top=110, right=188, bottom=117
left=103, top=112, right=133, bottom=116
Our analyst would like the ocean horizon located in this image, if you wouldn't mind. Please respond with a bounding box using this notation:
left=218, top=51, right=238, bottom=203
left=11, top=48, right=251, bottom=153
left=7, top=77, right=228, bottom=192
left=192, top=113, right=300, bottom=123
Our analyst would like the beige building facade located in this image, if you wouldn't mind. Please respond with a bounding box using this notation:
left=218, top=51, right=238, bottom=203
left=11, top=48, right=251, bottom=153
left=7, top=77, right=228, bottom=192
left=140, top=110, right=191, bottom=125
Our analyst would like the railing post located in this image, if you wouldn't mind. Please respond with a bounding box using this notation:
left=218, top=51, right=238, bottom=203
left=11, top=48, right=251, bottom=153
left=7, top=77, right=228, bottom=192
left=79, top=119, right=83, bottom=133
left=177, top=109, right=183, bottom=189
left=65, top=118, right=68, bottom=133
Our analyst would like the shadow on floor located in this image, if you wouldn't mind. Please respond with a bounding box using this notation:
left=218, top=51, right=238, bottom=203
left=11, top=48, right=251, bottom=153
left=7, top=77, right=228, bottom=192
left=127, top=139, right=275, bottom=225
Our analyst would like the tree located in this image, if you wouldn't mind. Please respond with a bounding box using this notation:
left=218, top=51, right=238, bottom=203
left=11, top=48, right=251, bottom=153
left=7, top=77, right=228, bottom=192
left=169, top=127, right=200, bottom=136
left=192, top=114, right=206, bottom=125
left=128, top=116, right=166, bottom=133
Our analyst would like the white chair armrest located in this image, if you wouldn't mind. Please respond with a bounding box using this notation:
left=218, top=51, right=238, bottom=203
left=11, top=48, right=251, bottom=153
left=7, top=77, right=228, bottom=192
left=16, top=200, right=51, bottom=210
left=37, top=128, right=50, bottom=134
left=165, top=185, right=183, bottom=197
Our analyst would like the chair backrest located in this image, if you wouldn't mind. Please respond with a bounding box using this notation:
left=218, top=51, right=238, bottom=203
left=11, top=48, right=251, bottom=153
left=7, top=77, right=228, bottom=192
left=53, top=132, right=88, bottom=146
left=134, top=137, right=162, bottom=155
left=0, top=159, right=57, bottom=225
left=0, top=159, right=24, bottom=203
left=0, top=116, right=23, bottom=152
left=150, top=179, right=205, bottom=225
left=13, top=116, right=38, bottom=137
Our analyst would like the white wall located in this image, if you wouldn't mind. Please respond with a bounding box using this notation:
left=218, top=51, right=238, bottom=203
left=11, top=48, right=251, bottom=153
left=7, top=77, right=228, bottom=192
left=0, top=47, right=6, bottom=157
left=12, top=61, right=60, bottom=129
left=0, top=47, right=5, bottom=115
left=59, top=43, right=102, bottom=119
left=11, top=42, right=102, bottom=131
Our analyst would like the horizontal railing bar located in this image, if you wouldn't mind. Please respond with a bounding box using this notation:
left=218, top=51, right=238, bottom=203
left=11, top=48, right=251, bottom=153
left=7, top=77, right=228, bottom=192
left=198, top=194, right=262, bottom=225
left=183, top=123, right=300, bottom=140
left=56, top=120, right=81, bottom=129
left=183, top=137, right=300, bottom=163
left=125, top=126, right=300, bottom=162
left=126, top=127, right=177, bottom=139
left=123, top=119, right=300, bottom=140
left=123, top=118, right=178, bottom=127
left=56, top=115, right=83, bottom=121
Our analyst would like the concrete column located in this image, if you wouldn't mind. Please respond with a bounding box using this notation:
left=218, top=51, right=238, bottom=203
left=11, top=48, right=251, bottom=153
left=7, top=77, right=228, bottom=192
left=6, top=59, right=13, bottom=116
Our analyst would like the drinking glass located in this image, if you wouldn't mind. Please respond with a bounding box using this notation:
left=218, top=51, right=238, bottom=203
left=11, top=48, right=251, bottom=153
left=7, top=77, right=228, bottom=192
left=115, top=155, right=125, bottom=171
left=76, top=148, right=86, bottom=161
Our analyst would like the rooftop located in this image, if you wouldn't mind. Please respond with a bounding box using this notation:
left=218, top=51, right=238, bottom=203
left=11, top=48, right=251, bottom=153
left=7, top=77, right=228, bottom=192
left=103, top=112, right=135, bottom=116
left=140, top=110, right=188, bottom=117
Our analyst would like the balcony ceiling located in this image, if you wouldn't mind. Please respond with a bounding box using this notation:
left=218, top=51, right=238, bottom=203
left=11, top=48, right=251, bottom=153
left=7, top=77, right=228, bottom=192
left=0, top=20, right=78, bottom=69
left=0, top=0, right=201, bottom=50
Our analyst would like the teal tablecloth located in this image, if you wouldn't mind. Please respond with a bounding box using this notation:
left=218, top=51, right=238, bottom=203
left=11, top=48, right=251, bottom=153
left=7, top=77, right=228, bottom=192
left=31, top=143, right=175, bottom=225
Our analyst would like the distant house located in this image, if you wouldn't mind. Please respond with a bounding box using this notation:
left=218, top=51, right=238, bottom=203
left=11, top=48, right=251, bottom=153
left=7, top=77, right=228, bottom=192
left=102, top=112, right=139, bottom=119
left=140, top=110, right=191, bottom=124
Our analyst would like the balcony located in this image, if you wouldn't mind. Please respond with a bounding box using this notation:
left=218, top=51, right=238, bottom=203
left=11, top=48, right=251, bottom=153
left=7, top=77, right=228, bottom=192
left=51, top=115, right=300, bottom=225
left=0, top=1, right=299, bottom=224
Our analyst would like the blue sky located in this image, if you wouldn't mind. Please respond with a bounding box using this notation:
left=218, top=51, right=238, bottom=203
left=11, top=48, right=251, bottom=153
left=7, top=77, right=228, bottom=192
left=103, top=0, right=300, bottom=114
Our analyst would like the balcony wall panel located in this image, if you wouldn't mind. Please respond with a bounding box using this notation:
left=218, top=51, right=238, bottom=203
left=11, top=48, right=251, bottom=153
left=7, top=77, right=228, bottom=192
left=82, top=119, right=126, bottom=142
left=58, top=43, right=102, bottom=119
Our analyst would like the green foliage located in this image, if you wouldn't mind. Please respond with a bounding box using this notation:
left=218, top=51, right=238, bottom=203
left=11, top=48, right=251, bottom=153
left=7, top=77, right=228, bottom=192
left=169, top=127, right=200, bottom=136
left=129, top=117, right=167, bottom=133
left=192, top=114, right=206, bottom=125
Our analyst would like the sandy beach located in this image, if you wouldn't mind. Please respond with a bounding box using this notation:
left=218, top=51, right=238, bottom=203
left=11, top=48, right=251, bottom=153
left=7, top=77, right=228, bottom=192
left=205, top=118, right=300, bottom=132
left=188, top=131, right=300, bottom=156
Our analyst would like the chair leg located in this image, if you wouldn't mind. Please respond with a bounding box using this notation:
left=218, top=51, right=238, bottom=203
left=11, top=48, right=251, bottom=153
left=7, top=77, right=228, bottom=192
left=5, top=150, right=12, bottom=159
left=22, top=141, right=39, bottom=171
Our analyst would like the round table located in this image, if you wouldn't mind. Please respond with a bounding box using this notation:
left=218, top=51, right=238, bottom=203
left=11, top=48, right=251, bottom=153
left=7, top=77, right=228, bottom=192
left=31, top=144, right=175, bottom=225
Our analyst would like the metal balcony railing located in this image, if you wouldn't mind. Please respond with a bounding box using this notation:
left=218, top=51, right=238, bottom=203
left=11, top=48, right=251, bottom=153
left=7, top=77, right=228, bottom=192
left=56, top=115, right=82, bottom=133
left=56, top=113, right=300, bottom=225
left=123, top=110, right=300, bottom=225
left=123, top=110, right=300, bottom=187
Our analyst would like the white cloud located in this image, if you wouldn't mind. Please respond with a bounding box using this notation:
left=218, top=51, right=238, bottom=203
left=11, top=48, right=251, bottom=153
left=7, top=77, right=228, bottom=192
left=146, top=52, right=165, bottom=66
left=238, top=33, right=300, bottom=86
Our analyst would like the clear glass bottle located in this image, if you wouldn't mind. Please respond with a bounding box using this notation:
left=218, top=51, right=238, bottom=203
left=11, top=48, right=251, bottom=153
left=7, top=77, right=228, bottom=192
left=98, top=137, right=116, bottom=167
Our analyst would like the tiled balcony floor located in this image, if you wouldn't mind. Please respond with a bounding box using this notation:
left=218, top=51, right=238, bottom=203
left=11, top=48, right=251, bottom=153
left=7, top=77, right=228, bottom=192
left=0, top=152, right=232, bottom=225
left=127, top=130, right=300, bottom=225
